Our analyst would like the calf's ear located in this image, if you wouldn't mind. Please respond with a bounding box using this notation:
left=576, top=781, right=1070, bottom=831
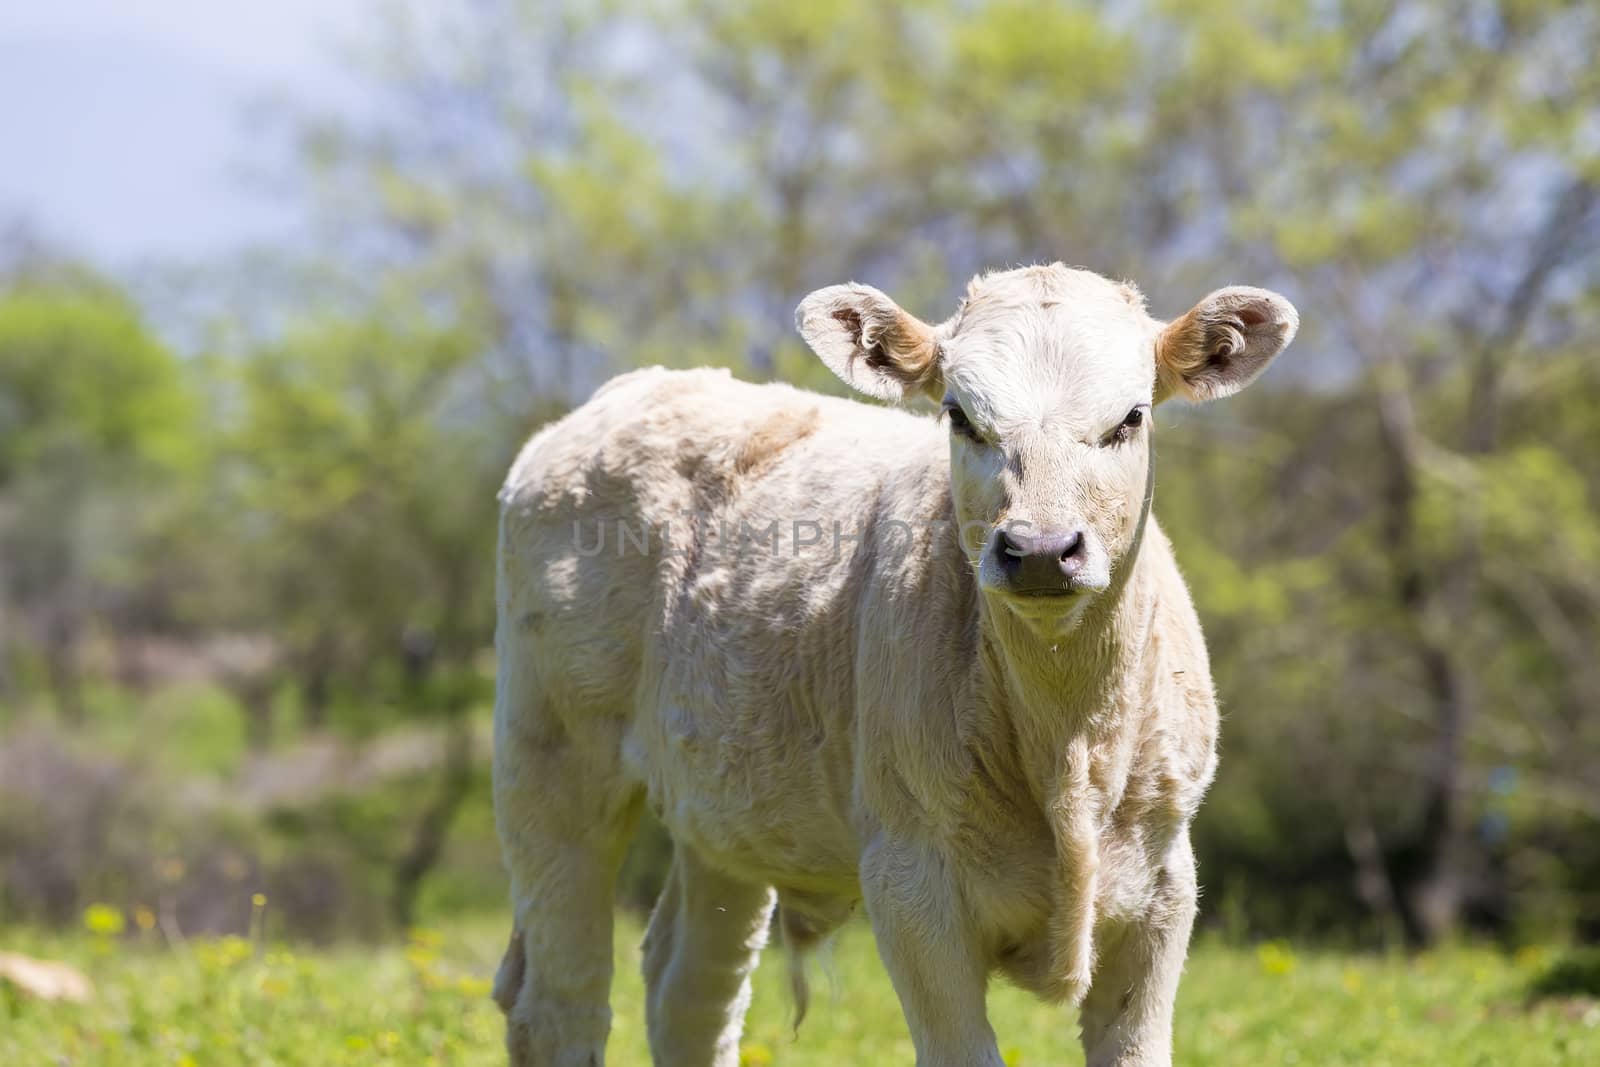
left=1156, top=286, right=1298, bottom=403
left=795, top=283, right=942, bottom=403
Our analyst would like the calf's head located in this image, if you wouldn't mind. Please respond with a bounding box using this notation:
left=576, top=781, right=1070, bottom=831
left=798, top=264, right=1297, bottom=627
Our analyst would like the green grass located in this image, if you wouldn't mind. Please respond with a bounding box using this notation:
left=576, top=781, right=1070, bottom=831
left=3, top=916, right=1595, bottom=1066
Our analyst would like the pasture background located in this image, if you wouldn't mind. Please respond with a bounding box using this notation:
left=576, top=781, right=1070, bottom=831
left=3, top=0, right=1600, bottom=1062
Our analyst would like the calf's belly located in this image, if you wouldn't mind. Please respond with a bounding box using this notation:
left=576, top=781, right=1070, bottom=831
left=624, top=694, right=863, bottom=897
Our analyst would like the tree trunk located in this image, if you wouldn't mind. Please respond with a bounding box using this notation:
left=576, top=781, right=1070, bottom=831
left=301, top=649, right=331, bottom=730
left=1344, top=818, right=1403, bottom=950
left=389, top=711, right=474, bottom=932
left=1369, top=364, right=1475, bottom=946
left=235, top=675, right=276, bottom=753
left=1406, top=641, right=1471, bottom=944
left=44, top=617, right=85, bottom=726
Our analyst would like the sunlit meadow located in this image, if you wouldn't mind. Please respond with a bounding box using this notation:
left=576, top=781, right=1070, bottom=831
left=3, top=907, right=1596, bottom=1066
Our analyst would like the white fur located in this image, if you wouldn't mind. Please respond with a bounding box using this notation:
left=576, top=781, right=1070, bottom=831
left=491, top=264, right=1296, bottom=1066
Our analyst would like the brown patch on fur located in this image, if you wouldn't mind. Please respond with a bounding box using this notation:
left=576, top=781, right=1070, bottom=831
left=734, top=407, right=820, bottom=476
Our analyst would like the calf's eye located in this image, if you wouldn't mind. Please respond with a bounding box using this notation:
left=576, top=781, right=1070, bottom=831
left=943, top=400, right=981, bottom=442
left=1107, top=405, right=1148, bottom=445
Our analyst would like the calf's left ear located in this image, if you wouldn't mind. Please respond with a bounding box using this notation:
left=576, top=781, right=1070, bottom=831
left=795, top=283, right=943, bottom=403
left=1156, top=286, right=1298, bottom=403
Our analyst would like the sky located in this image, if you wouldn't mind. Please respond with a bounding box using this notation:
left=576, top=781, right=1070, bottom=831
left=0, top=0, right=370, bottom=266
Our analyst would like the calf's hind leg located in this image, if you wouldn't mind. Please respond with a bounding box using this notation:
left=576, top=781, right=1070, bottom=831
left=492, top=687, right=641, bottom=1067
left=642, top=847, right=775, bottom=1067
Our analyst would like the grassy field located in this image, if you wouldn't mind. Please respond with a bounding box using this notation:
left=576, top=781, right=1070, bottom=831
left=3, top=914, right=1595, bottom=1066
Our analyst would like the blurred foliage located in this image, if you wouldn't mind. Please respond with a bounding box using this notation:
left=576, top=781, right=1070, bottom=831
left=1530, top=947, right=1600, bottom=1002
left=0, top=288, right=193, bottom=481
left=2, top=0, right=1599, bottom=948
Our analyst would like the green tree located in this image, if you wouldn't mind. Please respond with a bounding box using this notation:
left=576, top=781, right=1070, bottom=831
left=0, top=281, right=197, bottom=719
left=211, top=304, right=536, bottom=925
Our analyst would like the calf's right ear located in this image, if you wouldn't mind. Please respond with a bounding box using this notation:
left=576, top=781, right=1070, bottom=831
left=1156, top=286, right=1298, bottom=403
left=795, top=283, right=942, bottom=403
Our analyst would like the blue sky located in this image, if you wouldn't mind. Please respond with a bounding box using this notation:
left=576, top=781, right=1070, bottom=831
left=0, top=1, right=368, bottom=265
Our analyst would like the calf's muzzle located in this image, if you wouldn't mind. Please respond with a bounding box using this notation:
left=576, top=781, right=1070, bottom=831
left=994, top=526, right=1089, bottom=596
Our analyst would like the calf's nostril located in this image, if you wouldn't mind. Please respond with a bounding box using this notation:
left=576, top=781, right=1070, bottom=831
left=1001, top=531, right=1029, bottom=559
left=1058, top=531, right=1085, bottom=561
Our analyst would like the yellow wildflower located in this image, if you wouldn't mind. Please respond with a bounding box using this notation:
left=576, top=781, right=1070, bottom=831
left=83, top=903, right=125, bottom=936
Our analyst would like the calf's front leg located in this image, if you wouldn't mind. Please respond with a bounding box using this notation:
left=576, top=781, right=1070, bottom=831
left=861, top=836, right=1005, bottom=1067
left=1076, top=834, right=1199, bottom=1067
